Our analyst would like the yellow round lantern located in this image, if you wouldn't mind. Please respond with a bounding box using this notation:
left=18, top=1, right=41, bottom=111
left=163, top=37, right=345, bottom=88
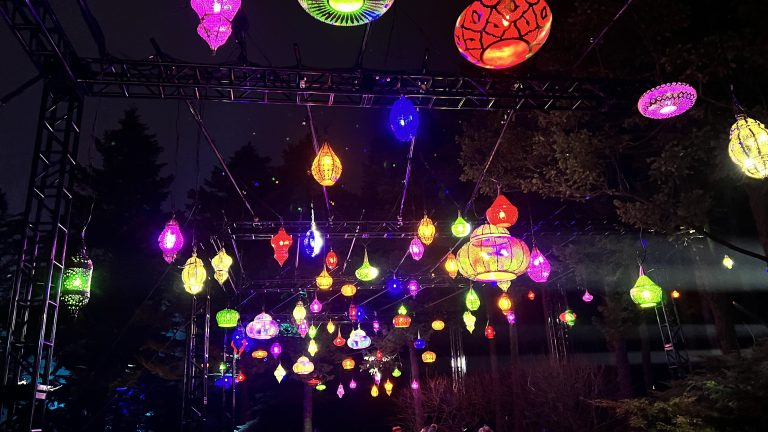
left=182, top=252, right=207, bottom=295
left=316, top=266, right=333, bottom=290
left=252, top=349, right=268, bottom=359
left=497, top=293, right=513, bottom=315
left=211, top=248, right=233, bottom=285
left=311, top=142, right=343, bottom=186
left=444, top=253, right=459, bottom=279
left=293, top=301, right=307, bottom=322
left=342, top=358, right=356, bottom=370
left=341, top=283, right=357, bottom=297
left=729, top=115, right=768, bottom=179
left=417, top=215, right=436, bottom=245
left=421, top=351, right=436, bottom=363
left=292, top=355, right=315, bottom=375
left=431, top=319, right=445, bottom=331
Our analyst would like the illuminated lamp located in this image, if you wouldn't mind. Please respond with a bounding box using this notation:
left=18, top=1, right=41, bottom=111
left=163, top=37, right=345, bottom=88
left=465, top=287, right=481, bottom=311
left=393, top=304, right=412, bottom=328
left=390, top=96, right=420, bottom=142
left=197, top=14, right=233, bottom=52
left=559, top=309, right=576, bottom=327
left=457, top=225, right=530, bottom=282
left=236, top=372, right=246, bottom=383
left=308, top=339, right=319, bottom=356
left=307, top=377, right=321, bottom=387
left=413, top=332, right=426, bottom=350
left=303, top=221, right=324, bottom=257
left=316, top=383, right=327, bottom=391
left=270, top=342, right=282, bottom=359
left=308, top=324, right=318, bottom=339
left=527, top=247, right=551, bottom=283
left=349, top=303, right=358, bottom=321
left=274, top=363, right=286, bottom=383
left=270, top=227, right=293, bottom=266
left=582, top=291, right=593, bottom=303
left=451, top=211, right=471, bottom=237
left=316, top=267, right=333, bottom=291
left=158, top=217, right=184, bottom=263
left=455, top=0, right=552, bottom=70
left=497, top=293, right=512, bottom=315
left=485, top=325, right=495, bottom=339
left=371, top=384, right=379, bottom=397
left=246, top=312, right=279, bottom=340
left=445, top=253, right=459, bottom=279
left=310, top=296, right=323, bottom=313
left=293, top=356, right=315, bottom=375
left=407, top=279, right=420, bottom=297
left=190, top=0, right=241, bottom=21
left=355, top=250, right=379, bottom=281
left=347, top=327, right=372, bottom=349
left=349, top=379, right=357, bottom=389
left=637, top=82, right=697, bottom=119
left=722, top=255, right=734, bottom=270
left=326, top=319, right=336, bottom=334
left=671, top=290, right=681, bottom=299
left=485, top=194, right=519, bottom=228
left=311, top=142, right=343, bottom=186
left=342, top=358, right=356, bottom=370
left=527, top=290, right=536, bottom=301
left=373, top=319, right=381, bottom=333
left=384, top=379, right=394, bottom=396
left=357, top=305, right=367, bottom=321
left=333, top=330, right=346, bottom=347
left=61, top=248, right=93, bottom=315
left=211, top=248, right=233, bottom=285
left=375, top=350, right=383, bottom=361
left=392, top=367, right=402, bottom=378
left=629, top=267, right=663, bottom=308
left=298, top=0, right=394, bottom=26
left=337, top=384, right=345, bottom=398
left=341, top=283, right=357, bottom=297
left=182, top=252, right=207, bottom=295
left=497, top=280, right=511, bottom=292
left=325, top=249, right=339, bottom=270
left=431, top=319, right=445, bottom=331
left=252, top=349, right=268, bottom=360
left=215, top=308, right=240, bottom=328
left=463, top=311, right=476, bottom=333
left=421, top=351, right=436, bottom=363
left=409, top=238, right=425, bottom=261
left=293, top=301, right=307, bottom=322
left=729, top=115, right=768, bottom=179
left=417, top=215, right=436, bottom=246
left=411, top=380, right=420, bottom=390
left=387, top=277, right=403, bottom=295
left=506, top=311, right=516, bottom=325
left=298, top=320, right=309, bottom=338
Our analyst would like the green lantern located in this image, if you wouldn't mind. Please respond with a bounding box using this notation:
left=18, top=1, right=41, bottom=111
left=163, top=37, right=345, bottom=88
left=62, top=248, right=93, bottom=316
left=630, top=268, right=663, bottom=308
left=392, top=367, right=402, bottom=378
left=355, top=250, right=379, bottom=282
left=465, top=287, right=480, bottom=311
left=451, top=211, right=471, bottom=238
left=298, top=0, right=394, bottom=27
left=216, top=308, right=240, bottom=328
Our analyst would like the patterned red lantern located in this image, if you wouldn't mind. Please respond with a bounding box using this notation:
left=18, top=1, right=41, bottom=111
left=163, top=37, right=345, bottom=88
left=393, top=305, right=412, bottom=328
left=486, top=194, right=518, bottom=228
left=454, top=0, right=552, bottom=70
left=270, top=227, right=293, bottom=266
left=484, top=325, right=496, bottom=339
left=325, top=249, right=339, bottom=270
left=349, top=303, right=358, bottom=321
left=191, top=0, right=241, bottom=21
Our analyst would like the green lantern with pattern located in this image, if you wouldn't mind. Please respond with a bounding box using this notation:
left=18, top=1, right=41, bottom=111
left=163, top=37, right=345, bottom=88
left=62, top=248, right=94, bottom=316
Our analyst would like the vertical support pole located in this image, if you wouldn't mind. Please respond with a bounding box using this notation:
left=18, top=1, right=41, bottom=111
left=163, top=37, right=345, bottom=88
left=654, top=297, right=689, bottom=379
left=408, top=342, right=423, bottom=431
left=182, top=289, right=210, bottom=431
left=302, top=384, right=312, bottom=432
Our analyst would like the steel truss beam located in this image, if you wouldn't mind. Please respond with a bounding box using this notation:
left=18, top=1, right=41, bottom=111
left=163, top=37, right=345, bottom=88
left=182, top=291, right=211, bottom=432
left=655, top=298, right=689, bottom=379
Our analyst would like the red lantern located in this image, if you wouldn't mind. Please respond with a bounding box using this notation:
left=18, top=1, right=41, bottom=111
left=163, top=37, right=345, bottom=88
left=270, top=227, right=293, bottom=266
left=527, top=290, right=536, bottom=301
left=485, top=325, right=496, bottom=339
left=307, top=376, right=321, bottom=387
left=236, top=372, right=246, bottom=383
left=486, top=194, right=518, bottom=228
left=349, top=304, right=358, bottom=321
left=375, top=350, right=383, bottom=361
left=333, top=330, right=346, bottom=347
left=454, top=0, right=552, bottom=70
left=393, top=314, right=412, bottom=328
left=325, top=249, right=339, bottom=270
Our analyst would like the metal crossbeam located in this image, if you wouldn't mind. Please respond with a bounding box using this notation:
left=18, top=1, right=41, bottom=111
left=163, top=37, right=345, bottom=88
left=182, top=291, right=211, bottom=432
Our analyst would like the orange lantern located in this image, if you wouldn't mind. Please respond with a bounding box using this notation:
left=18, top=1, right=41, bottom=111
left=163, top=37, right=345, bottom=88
left=342, top=358, right=356, bottom=370
left=384, top=379, right=394, bottom=396
left=341, top=283, right=357, bottom=297
left=270, top=227, right=293, bottom=266
left=421, top=351, right=436, bottom=363
left=445, top=253, right=459, bottom=279
left=325, top=249, right=339, bottom=270
left=486, top=194, right=519, bottom=228
left=311, top=142, right=342, bottom=186
left=527, top=290, right=536, bottom=301
left=497, top=293, right=513, bottom=315
left=417, top=215, right=436, bottom=246
left=252, top=349, right=268, bottom=359
left=393, top=304, right=412, bottom=328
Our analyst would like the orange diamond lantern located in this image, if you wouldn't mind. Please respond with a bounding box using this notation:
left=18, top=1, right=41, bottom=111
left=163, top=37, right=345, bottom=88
left=486, top=194, right=518, bottom=228
left=270, top=227, right=293, bottom=266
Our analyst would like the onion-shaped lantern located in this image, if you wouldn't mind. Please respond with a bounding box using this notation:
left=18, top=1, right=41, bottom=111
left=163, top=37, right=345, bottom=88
left=342, top=358, right=356, bottom=370
left=486, top=194, right=518, bottom=228
left=431, top=319, right=445, bottom=331
left=559, top=309, right=576, bottom=326
left=637, top=82, right=697, bottom=119
left=298, top=0, right=394, bottom=26
left=413, top=332, right=427, bottom=349
left=582, top=291, right=594, bottom=302
left=497, top=293, right=512, bottom=315
left=407, top=279, right=420, bottom=297
left=630, top=267, right=663, bottom=308
left=246, top=312, right=279, bottom=340
left=347, top=327, right=372, bottom=349
left=158, top=217, right=184, bottom=263
left=197, top=14, right=233, bottom=52
left=455, top=0, right=552, bottom=70
left=61, top=248, right=94, bottom=315
left=270, top=342, right=282, bottom=359
left=417, top=215, right=436, bottom=245
left=333, top=329, right=346, bottom=347
left=355, top=250, right=379, bottom=281
left=341, top=283, right=357, bottom=297
left=445, top=252, right=459, bottom=279
left=311, top=142, right=343, bottom=186
left=527, top=246, right=551, bottom=283
left=293, top=301, right=308, bottom=322
left=274, top=363, right=286, bottom=383
left=325, top=249, right=339, bottom=270
left=465, top=287, right=481, bottom=311
left=310, top=296, right=323, bottom=313
left=421, top=351, right=436, bottom=363
left=729, top=115, right=768, bottom=179
left=215, top=308, right=240, bottom=328
left=409, top=238, right=425, bottom=261
left=293, top=356, right=315, bottom=375
left=485, top=325, right=496, bottom=339
left=270, top=227, right=293, bottom=266
left=457, top=225, right=530, bottom=282
left=393, top=304, right=412, bottom=328
left=316, top=266, right=333, bottom=290
left=463, top=311, right=476, bottom=333
left=252, top=349, right=268, bottom=360
left=211, top=248, right=233, bottom=285
left=451, top=211, right=471, bottom=237
left=182, top=252, right=207, bottom=295
left=390, top=96, right=420, bottom=142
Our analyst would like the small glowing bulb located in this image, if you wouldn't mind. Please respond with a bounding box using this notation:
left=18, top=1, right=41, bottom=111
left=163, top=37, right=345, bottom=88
left=671, top=290, right=681, bottom=299
left=722, top=255, right=734, bottom=270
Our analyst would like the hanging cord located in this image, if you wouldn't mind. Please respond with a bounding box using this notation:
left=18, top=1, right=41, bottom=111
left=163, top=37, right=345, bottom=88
left=342, top=210, right=365, bottom=272
left=464, top=112, right=513, bottom=214
left=636, top=227, right=648, bottom=269
left=397, top=136, right=417, bottom=224
left=80, top=199, right=95, bottom=248
left=571, top=0, right=635, bottom=70
left=172, top=100, right=181, bottom=211
left=306, top=106, right=333, bottom=220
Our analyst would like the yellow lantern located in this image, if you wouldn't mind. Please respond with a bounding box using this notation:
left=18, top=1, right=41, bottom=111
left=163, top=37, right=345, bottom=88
left=182, top=252, right=207, bottom=295
left=292, top=356, right=315, bottom=375
left=417, top=215, right=436, bottom=245
left=316, top=266, right=333, bottom=290
left=421, top=351, right=436, bottom=363
left=729, top=115, right=768, bottom=179
left=341, top=283, right=357, bottom=297
left=445, top=253, right=459, bottom=279
left=252, top=349, right=268, bottom=359
left=308, top=339, right=319, bottom=357
left=293, top=301, right=307, bottom=322
left=211, top=248, right=233, bottom=285
left=431, top=319, right=445, bottom=331
left=311, top=142, right=343, bottom=186
left=497, top=280, right=511, bottom=292
left=371, top=384, right=379, bottom=397
left=384, top=379, right=394, bottom=396
left=497, top=293, right=513, bottom=315
left=326, top=319, right=336, bottom=334
left=342, top=358, right=355, bottom=370
left=463, top=311, right=476, bottom=333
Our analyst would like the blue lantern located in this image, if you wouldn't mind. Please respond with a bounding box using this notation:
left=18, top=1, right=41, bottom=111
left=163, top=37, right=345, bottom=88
left=386, top=277, right=403, bottom=295
left=231, top=325, right=250, bottom=354
left=355, top=305, right=367, bottom=322
left=389, top=97, right=419, bottom=142
left=303, top=222, right=323, bottom=257
left=413, top=331, right=426, bottom=350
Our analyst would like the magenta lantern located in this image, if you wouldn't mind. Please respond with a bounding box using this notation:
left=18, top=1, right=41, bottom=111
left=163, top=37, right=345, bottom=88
left=411, top=380, right=420, bottom=390
left=409, top=238, right=425, bottom=261
left=298, top=320, right=309, bottom=338
left=527, top=246, right=551, bottom=283
left=191, top=0, right=241, bottom=21
left=637, top=82, right=697, bottom=119
left=372, top=319, right=380, bottom=334
left=349, top=379, right=357, bottom=389
left=506, top=311, right=516, bottom=325
left=408, top=279, right=420, bottom=297
left=582, top=291, right=594, bottom=303
left=158, top=217, right=184, bottom=263
left=270, top=342, right=282, bottom=359
left=246, top=312, right=280, bottom=340
left=310, top=296, right=323, bottom=314
left=197, top=14, right=232, bottom=51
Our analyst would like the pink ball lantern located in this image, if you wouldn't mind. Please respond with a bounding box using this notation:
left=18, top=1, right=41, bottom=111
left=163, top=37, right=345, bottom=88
left=409, top=238, right=425, bottom=261
left=158, top=217, right=184, bottom=263
left=527, top=246, right=551, bottom=283
left=407, top=279, right=420, bottom=297
left=197, top=14, right=232, bottom=51
left=637, top=82, right=697, bottom=119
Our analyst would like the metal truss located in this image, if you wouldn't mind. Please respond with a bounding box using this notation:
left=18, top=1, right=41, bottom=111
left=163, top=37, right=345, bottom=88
left=655, top=298, right=689, bottom=379
left=182, top=291, right=211, bottom=432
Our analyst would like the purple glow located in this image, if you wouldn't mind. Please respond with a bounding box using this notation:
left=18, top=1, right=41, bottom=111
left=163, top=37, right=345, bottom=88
left=197, top=14, right=232, bottom=51
left=506, top=311, right=516, bottom=325
left=409, top=238, right=425, bottom=261
left=349, top=379, right=357, bottom=389
left=298, top=320, right=309, bottom=338
left=638, top=82, right=697, bottom=119
left=310, top=297, right=323, bottom=314
left=582, top=291, right=594, bottom=303
left=408, top=279, right=420, bottom=297
left=158, top=217, right=184, bottom=263
left=337, top=384, right=345, bottom=399
left=411, top=380, right=420, bottom=390
left=527, top=247, right=551, bottom=283
left=191, top=0, right=241, bottom=21
left=245, top=312, right=279, bottom=340
left=270, top=342, right=282, bottom=359
left=372, top=320, right=380, bottom=334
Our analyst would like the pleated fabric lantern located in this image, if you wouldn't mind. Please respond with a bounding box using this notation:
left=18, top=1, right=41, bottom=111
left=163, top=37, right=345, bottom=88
left=182, top=252, right=207, bottom=295
left=457, top=225, right=530, bottom=283
left=298, top=0, right=394, bottom=26
left=311, top=142, right=343, bottom=186
left=630, top=267, right=663, bottom=308
left=61, top=247, right=94, bottom=315
left=390, top=96, right=420, bottom=142
left=729, top=115, right=768, bottom=179
left=527, top=246, right=551, bottom=283
left=486, top=194, right=518, bottom=228
left=417, top=215, right=436, bottom=245
left=211, top=248, right=233, bottom=285
left=270, top=227, right=293, bottom=266
left=215, top=308, right=240, bottom=328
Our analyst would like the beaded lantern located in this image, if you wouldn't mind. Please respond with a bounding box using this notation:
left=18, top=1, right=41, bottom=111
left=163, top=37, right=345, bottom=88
left=463, top=311, right=477, bottom=333
left=393, top=304, right=412, bottom=328
left=431, top=319, right=445, bottom=331
left=421, top=351, right=437, bottom=363
left=630, top=267, right=663, bottom=308
left=293, top=356, right=315, bottom=375
left=465, top=288, right=481, bottom=311
left=527, top=246, right=551, bottom=283
left=457, top=225, right=530, bottom=282
left=637, top=82, right=697, bottom=119
left=158, top=217, right=184, bottom=263
left=246, top=312, right=279, bottom=339
left=486, top=194, right=518, bottom=228
left=311, top=142, right=343, bottom=186
left=445, top=253, right=459, bottom=279
left=270, top=227, right=293, bottom=266
left=451, top=211, right=471, bottom=237
left=390, top=96, right=420, bottom=142
left=409, top=238, right=425, bottom=261
left=61, top=248, right=94, bottom=315
left=455, top=0, right=552, bottom=70
left=417, top=215, right=436, bottom=245
left=182, top=252, right=207, bottom=295
left=215, top=308, right=240, bottom=328
left=355, top=250, right=379, bottom=281
left=729, top=115, right=768, bottom=179
left=347, top=327, right=372, bottom=349
left=197, top=14, right=233, bottom=51
left=316, top=267, right=333, bottom=290
left=497, top=293, right=512, bottom=315
left=211, top=248, right=233, bottom=285
left=298, top=0, right=394, bottom=26
left=341, top=283, right=357, bottom=297
left=325, top=249, right=339, bottom=270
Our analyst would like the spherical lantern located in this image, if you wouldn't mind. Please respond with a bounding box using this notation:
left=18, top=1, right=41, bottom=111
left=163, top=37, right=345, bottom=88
left=211, top=248, right=233, bottom=285
left=455, top=0, right=552, bottom=70
left=431, top=319, right=445, bottom=331
left=582, top=291, right=593, bottom=303
left=316, top=267, right=333, bottom=290
left=325, top=249, right=339, bottom=270
left=333, top=330, right=346, bottom=347
left=417, top=215, right=436, bottom=246
left=527, top=290, right=536, bottom=301
left=386, top=277, right=403, bottom=295
left=384, top=379, right=394, bottom=396
left=61, top=248, right=93, bottom=315
left=465, top=287, right=481, bottom=311
left=246, top=312, right=279, bottom=340
left=191, top=0, right=241, bottom=21
left=630, top=268, right=663, bottom=308
left=293, top=356, right=315, bottom=375
left=393, top=304, right=412, bottom=328
left=326, top=319, right=336, bottom=334
left=182, top=252, right=207, bottom=295
left=409, top=238, right=425, bottom=261
left=355, top=250, right=379, bottom=281
left=484, top=325, right=496, bottom=339
left=497, top=293, right=512, bottom=315
left=558, top=309, right=576, bottom=327
left=407, top=279, right=420, bottom=297
left=270, top=227, right=293, bottom=266
left=270, top=342, right=283, bottom=359
left=371, top=384, right=380, bottom=397
left=310, top=296, right=323, bottom=314
left=486, top=194, right=518, bottom=227
left=311, top=142, right=343, bottom=186
left=527, top=246, right=551, bottom=283
left=274, top=363, right=286, bottom=383
left=342, top=358, right=356, bottom=370
left=298, top=320, right=310, bottom=338
left=729, top=115, right=768, bottom=179
left=497, top=280, right=511, bottom=292
left=456, top=225, right=530, bottom=283
left=293, top=301, right=308, bottom=322
left=445, top=253, right=459, bottom=279
left=252, top=349, right=268, bottom=360
left=341, top=283, right=357, bottom=297
left=303, top=222, right=324, bottom=257
left=158, top=217, right=184, bottom=264
left=413, top=333, right=427, bottom=350
left=637, top=82, right=697, bottom=119
left=421, top=351, right=436, bottom=363
left=215, top=308, right=240, bottom=328
left=390, top=96, right=420, bottom=142
left=463, top=311, right=476, bottom=333
left=298, top=0, right=394, bottom=26
left=451, top=211, right=471, bottom=238
left=197, top=14, right=233, bottom=52
left=347, top=327, right=372, bottom=349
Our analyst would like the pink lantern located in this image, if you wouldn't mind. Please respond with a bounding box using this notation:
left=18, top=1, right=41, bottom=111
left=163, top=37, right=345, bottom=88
left=582, top=291, right=594, bottom=303
left=298, top=320, right=309, bottom=338
left=190, top=0, right=241, bottom=21
left=411, top=380, right=420, bottom=390
left=527, top=246, right=551, bottom=283
left=408, top=279, right=420, bottom=297
left=637, top=82, right=697, bottom=119
left=349, top=379, right=357, bottom=389
left=349, top=304, right=358, bottom=322
left=310, top=296, right=323, bottom=314
left=372, top=319, right=380, bottom=334
left=245, top=312, right=279, bottom=340
left=158, top=217, right=184, bottom=263
left=270, top=342, right=282, bottom=359
left=197, top=14, right=232, bottom=51
left=506, top=311, right=516, bottom=325
left=409, top=238, right=425, bottom=261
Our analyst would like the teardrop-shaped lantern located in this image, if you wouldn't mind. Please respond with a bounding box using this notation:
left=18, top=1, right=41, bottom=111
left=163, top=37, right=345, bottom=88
left=465, top=287, right=480, bottom=311
left=311, top=142, right=342, bottom=186
left=333, top=329, right=346, bottom=347
left=417, top=215, right=436, bottom=245
left=211, top=248, right=233, bottom=285
left=409, top=238, right=425, bottom=261
left=310, top=296, right=323, bottom=313
left=270, top=227, right=293, bottom=266
left=486, top=194, right=518, bottom=228
left=355, top=250, right=379, bottom=281
left=527, top=247, right=551, bottom=283
left=451, top=211, right=471, bottom=237
left=390, top=96, right=419, bottom=142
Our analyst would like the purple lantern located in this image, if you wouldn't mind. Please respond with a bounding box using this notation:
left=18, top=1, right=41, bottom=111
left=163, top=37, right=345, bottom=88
left=582, top=290, right=594, bottom=303
left=506, top=311, right=516, bottom=325
left=190, top=0, right=241, bottom=21
left=197, top=14, right=232, bottom=51
left=527, top=247, right=551, bottom=283
left=411, top=380, right=420, bottom=390
left=349, top=379, right=357, bottom=389
left=270, top=342, right=282, bottom=359
left=337, top=383, right=345, bottom=399
left=637, top=82, right=697, bottom=119
left=407, top=279, right=420, bottom=297
left=409, top=238, right=425, bottom=261
left=310, top=296, right=323, bottom=314
left=158, top=217, right=184, bottom=263
left=372, top=319, right=380, bottom=334
left=298, top=320, right=309, bottom=338
left=245, top=312, right=279, bottom=340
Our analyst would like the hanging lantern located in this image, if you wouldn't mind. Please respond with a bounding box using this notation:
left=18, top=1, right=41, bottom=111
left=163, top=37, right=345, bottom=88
left=497, top=293, right=512, bottom=315
left=308, top=324, right=318, bottom=339
left=386, top=277, right=403, bottom=295
left=315, top=267, right=333, bottom=290
left=390, top=96, right=420, bottom=142
left=231, top=325, right=249, bottom=354
left=325, top=249, right=339, bottom=270
left=637, top=82, right=697, bottom=119
left=333, top=329, right=346, bottom=347
left=298, top=0, right=394, bottom=26
left=355, top=250, right=379, bottom=281
left=61, top=248, right=93, bottom=315
left=506, top=311, right=516, bottom=325
left=413, top=332, right=427, bottom=350
left=310, top=296, right=323, bottom=314
left=421, top=351, right=436, bottom=363
left=445, top=253, right=459, bottom=279
left=270, top=342, right=282, bottom=359
left=293, top=356, right=315, bottom=375
left=337, top=383, right=345, bottom=399
left=384, top=379, right=394, bottom=396
left=527, top=290, right=536, bottom=301
left=307, top=377, right=321, bottom=387
left=393, top=304, right=412, bottom=328
left=527, top=247, right=551, bottom=283
left=211, top=248, right=233, bottom=285
left=455, top=0, right=552, bottom=70
left=308, top=339, right=319, bottom=356
left=729, top=115, right=768, bottom=179
left=341, top=283, right=357, bottom=297
left=326, top=319, right=336, bottom=334
left=252, top=349, right=268, bottom=360
left=246, top=312, right=280, bottom=340
left=274, top=363, right=286, bottom=383
left=392, top=367, right=402, bottom=378
left=182, top=252, right=207, bottom=295
left=417, top=215, right=436, bottom=246
left=311, top=142, right=343, bottom=186
left=349, top=379, right=357, bottom=389
left=191, top=0, right=241, bottom=21
left=451, top=211, right=472, bottom=237
left=485, top=325, right=496, bottom=339
left=197, top=14, right=233, bottom=52
left=431, top=319, right=445, bottom=331
left=465, top=287, right=481, bottom=311
left=158, top=217, right=184, bottom=263
left=456, top=225, right=530, bottom=283
left=722, top=255, right=735, bottom=270
left=375, top=350, right=383, bottom=361
left=371, top=384, right=380, bottom=397
left=411, top=380, right=420, bottom=390
left=559, top=309, right=577, bottom=327
left=630, top=269, right=663, bottom=308
left=303, top=221, right=324, bottom=258
left=671, top=290, right=682, bottom=299
left=215, top=308, right=240, bottom=328
left=497, top=280, right=511, bottom=292
left=236, top=372, right=246, bottom=383
left=296, top=320, right=308, bottom=338
left=409, top=238, right=425, bottom=261
left=316, top=383, right=327, bottom=391
left=582, top=291, right=593, bottom=303
left=342, top=358, right=356, bottom=370
left=486, top=194, right=519, bottom=228
left=463, top=311, right=476, bottom=333
left=407, top=279, right=420, bottom=297
left=349, top=303, right=358, bottom=321
left=270, top=227, right=293, bottom=266
left=292, top=301, right=308, bottom=322
left=347, top=327, right=372, bottom=349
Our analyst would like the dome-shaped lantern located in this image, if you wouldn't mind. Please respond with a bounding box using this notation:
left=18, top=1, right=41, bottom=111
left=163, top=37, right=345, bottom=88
left=347, top=326, right=372, bottom=349
left=270, top=227, right=293, bottom=266
left=61, top=248, right=94, bottom=315
left=527, top=246, right=551, bottom=283
left=316, top=266, right=333, bottom=290
left=182, top=252, right=207, bottom=295
left=390, top=96, right=420, bottom=142
left=211, top=248, right=233, bottom=285
left=451, top=211, right=471, bottom=237
left=457, top=224, right=530, bottom=283
left=486, top=194, right=518, bottom=228
left=341, top=283, right=357, bottom=297
left=298, top=0, right=394, bottom=26
left=630, top=267, right=663, bottom=308
left=158, top=217, right=184, bottom=263
left=293, top=356, right=315, bottom=375
left=421, top=351, right=436, bottom=363
left=325, top=249, right=339, bottom=270
left=409, top=238, right=425, bottom=261
left=637, top=82, right=697, bottom=119
left=417, top=215, right=436, bottom=246
left=245, top=312, right=279, bottom=339
left=215, top=308, right=240, bottom=328
left=393, top=304, right=412, bottom=328
left=729, top=115, right=768, bottom=179
left=311, top=142, right=343, bottom=186
left=355, top=250, right=379, bottom=281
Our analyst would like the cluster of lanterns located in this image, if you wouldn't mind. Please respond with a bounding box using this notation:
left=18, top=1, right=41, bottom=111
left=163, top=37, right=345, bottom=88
left=190, top=0, right=241, bottom=51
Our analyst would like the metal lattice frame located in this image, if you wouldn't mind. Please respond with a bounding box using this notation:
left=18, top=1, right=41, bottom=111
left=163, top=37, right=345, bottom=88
left=182, top=291, right=211, bottom=432
left=655, top=299, right=689, bottom=379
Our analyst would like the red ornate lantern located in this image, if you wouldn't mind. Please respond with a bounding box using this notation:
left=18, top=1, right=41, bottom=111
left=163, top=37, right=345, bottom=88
left=325, top=249, right=339, bottom=270
left=393, top=305, right=411, bottom=328
left=486, top=194, right=518, bottom=228
left=454, top=0, right=552, bottom=70
left=349, top=303, right=358, bottom=321
left=270, top=227, right=293, bottom=266
left=333, top=330, right=346, bottom=347
left=375, top=350, right=383, bottom=361
left=527, top=290, right=536, bottom=301
left=484, top=325, right=496, bottom=339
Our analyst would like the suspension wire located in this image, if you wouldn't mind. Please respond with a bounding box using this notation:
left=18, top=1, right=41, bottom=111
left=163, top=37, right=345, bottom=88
left=571, top=0, right=636, bottom=70
left=464, top=111, right=513, bottom=214
left=306, top=105, right=333, bottom=220
left=397, top=136, right=417, bottom=224
left=342, top=210, right=365, bottom=272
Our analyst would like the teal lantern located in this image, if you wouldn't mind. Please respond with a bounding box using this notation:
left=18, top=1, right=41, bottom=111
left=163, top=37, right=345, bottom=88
left=61, top=248, right=94, bottom=316
left=216, top=308, right=240, bottom=328
left=630, top=268, right=663, bottom=308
